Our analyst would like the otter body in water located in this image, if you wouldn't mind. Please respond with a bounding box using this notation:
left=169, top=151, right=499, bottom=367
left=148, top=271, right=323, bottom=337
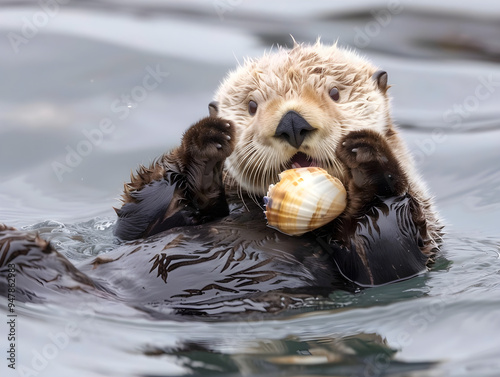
left=0, top=194, right=426, bottom=315
left=0, top=42, right=442, bottom=315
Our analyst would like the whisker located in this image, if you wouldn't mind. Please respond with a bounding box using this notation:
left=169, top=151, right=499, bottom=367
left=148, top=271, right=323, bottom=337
left=238, top=183, right=250, bottom=211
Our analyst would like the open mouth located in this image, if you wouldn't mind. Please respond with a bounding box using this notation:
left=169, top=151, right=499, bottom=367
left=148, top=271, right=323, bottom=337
left=289, top=152, right=316, bottom=169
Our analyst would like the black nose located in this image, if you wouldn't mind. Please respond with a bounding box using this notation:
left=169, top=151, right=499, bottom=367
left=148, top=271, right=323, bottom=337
left=274, top=111, right=315, bottom=149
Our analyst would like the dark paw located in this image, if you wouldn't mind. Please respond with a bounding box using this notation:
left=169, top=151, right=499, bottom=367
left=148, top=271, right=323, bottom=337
left=182, top=117, right=235, bottom=161
left=337, top=129, right=391, bottom=169
left=337, top=129, right=407, bottom=196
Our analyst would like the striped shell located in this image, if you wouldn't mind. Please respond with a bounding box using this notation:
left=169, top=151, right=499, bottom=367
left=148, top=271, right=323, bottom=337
left=264, top=167, right=347, bottom=236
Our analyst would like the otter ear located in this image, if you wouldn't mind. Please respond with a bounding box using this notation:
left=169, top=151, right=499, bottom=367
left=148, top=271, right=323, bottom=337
left=372, top=70, right=388, bottom=93
left=208, top=101, right=219, bottom=117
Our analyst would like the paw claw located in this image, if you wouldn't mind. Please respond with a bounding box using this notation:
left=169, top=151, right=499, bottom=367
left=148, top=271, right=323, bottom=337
left=351, top=148, right=358, bottom=153
left=183, top=117, right=235, bottom=161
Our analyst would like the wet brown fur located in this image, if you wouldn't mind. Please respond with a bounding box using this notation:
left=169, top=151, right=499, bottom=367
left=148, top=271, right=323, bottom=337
left=120, top=117, right=235, bottom=207
left=114, top=117, right=236, bottom=240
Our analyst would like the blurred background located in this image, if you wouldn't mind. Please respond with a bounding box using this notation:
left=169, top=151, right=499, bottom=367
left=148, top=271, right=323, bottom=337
left=1, top=1, right=500, bottom=376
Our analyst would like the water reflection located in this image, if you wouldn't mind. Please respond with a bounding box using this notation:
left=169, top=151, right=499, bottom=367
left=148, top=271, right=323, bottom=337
left=143, top=333, right=437, bottom=377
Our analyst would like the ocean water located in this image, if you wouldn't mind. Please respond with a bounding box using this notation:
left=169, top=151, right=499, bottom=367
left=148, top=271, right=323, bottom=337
left=1, top=1, right=500, bottom=376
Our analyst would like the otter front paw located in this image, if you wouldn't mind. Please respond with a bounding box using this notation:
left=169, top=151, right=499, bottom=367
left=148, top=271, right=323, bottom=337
left=177, top=117, right=235, bottom=216
left=182, top=117, right=235, bottom=162
left=337, top=129, right=407, bottom=197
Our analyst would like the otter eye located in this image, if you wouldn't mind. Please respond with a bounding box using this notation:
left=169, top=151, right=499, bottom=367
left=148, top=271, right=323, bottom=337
left=248, top=100, right=258, bottom=116
left=329, top=87, right=340, bottom=102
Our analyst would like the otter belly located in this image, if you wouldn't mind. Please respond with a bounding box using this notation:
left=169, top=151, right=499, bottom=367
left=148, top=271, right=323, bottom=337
left=0, top=195, right=427, bottom=316
left=78, top=214, right=345, bottom=312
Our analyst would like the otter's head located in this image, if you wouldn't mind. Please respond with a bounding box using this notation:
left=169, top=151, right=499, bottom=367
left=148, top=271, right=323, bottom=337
left=210, top=41, right=391, bottom=195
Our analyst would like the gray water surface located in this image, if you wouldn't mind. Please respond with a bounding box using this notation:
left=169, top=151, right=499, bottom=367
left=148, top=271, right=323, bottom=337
left=1, top=1, right=500, bottom=376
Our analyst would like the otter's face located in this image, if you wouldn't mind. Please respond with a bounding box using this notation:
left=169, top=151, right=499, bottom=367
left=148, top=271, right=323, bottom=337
left=212, top=43, right=391, bottom=195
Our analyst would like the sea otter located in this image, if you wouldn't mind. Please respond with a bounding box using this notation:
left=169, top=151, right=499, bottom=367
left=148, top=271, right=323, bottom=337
left=0, top=42, right=442, bottom=315
left=114, top=41, right=442, bottom=284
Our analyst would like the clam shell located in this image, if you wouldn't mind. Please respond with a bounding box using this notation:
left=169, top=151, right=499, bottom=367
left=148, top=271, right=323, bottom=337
left=264, top=167, right=346, bottom=236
